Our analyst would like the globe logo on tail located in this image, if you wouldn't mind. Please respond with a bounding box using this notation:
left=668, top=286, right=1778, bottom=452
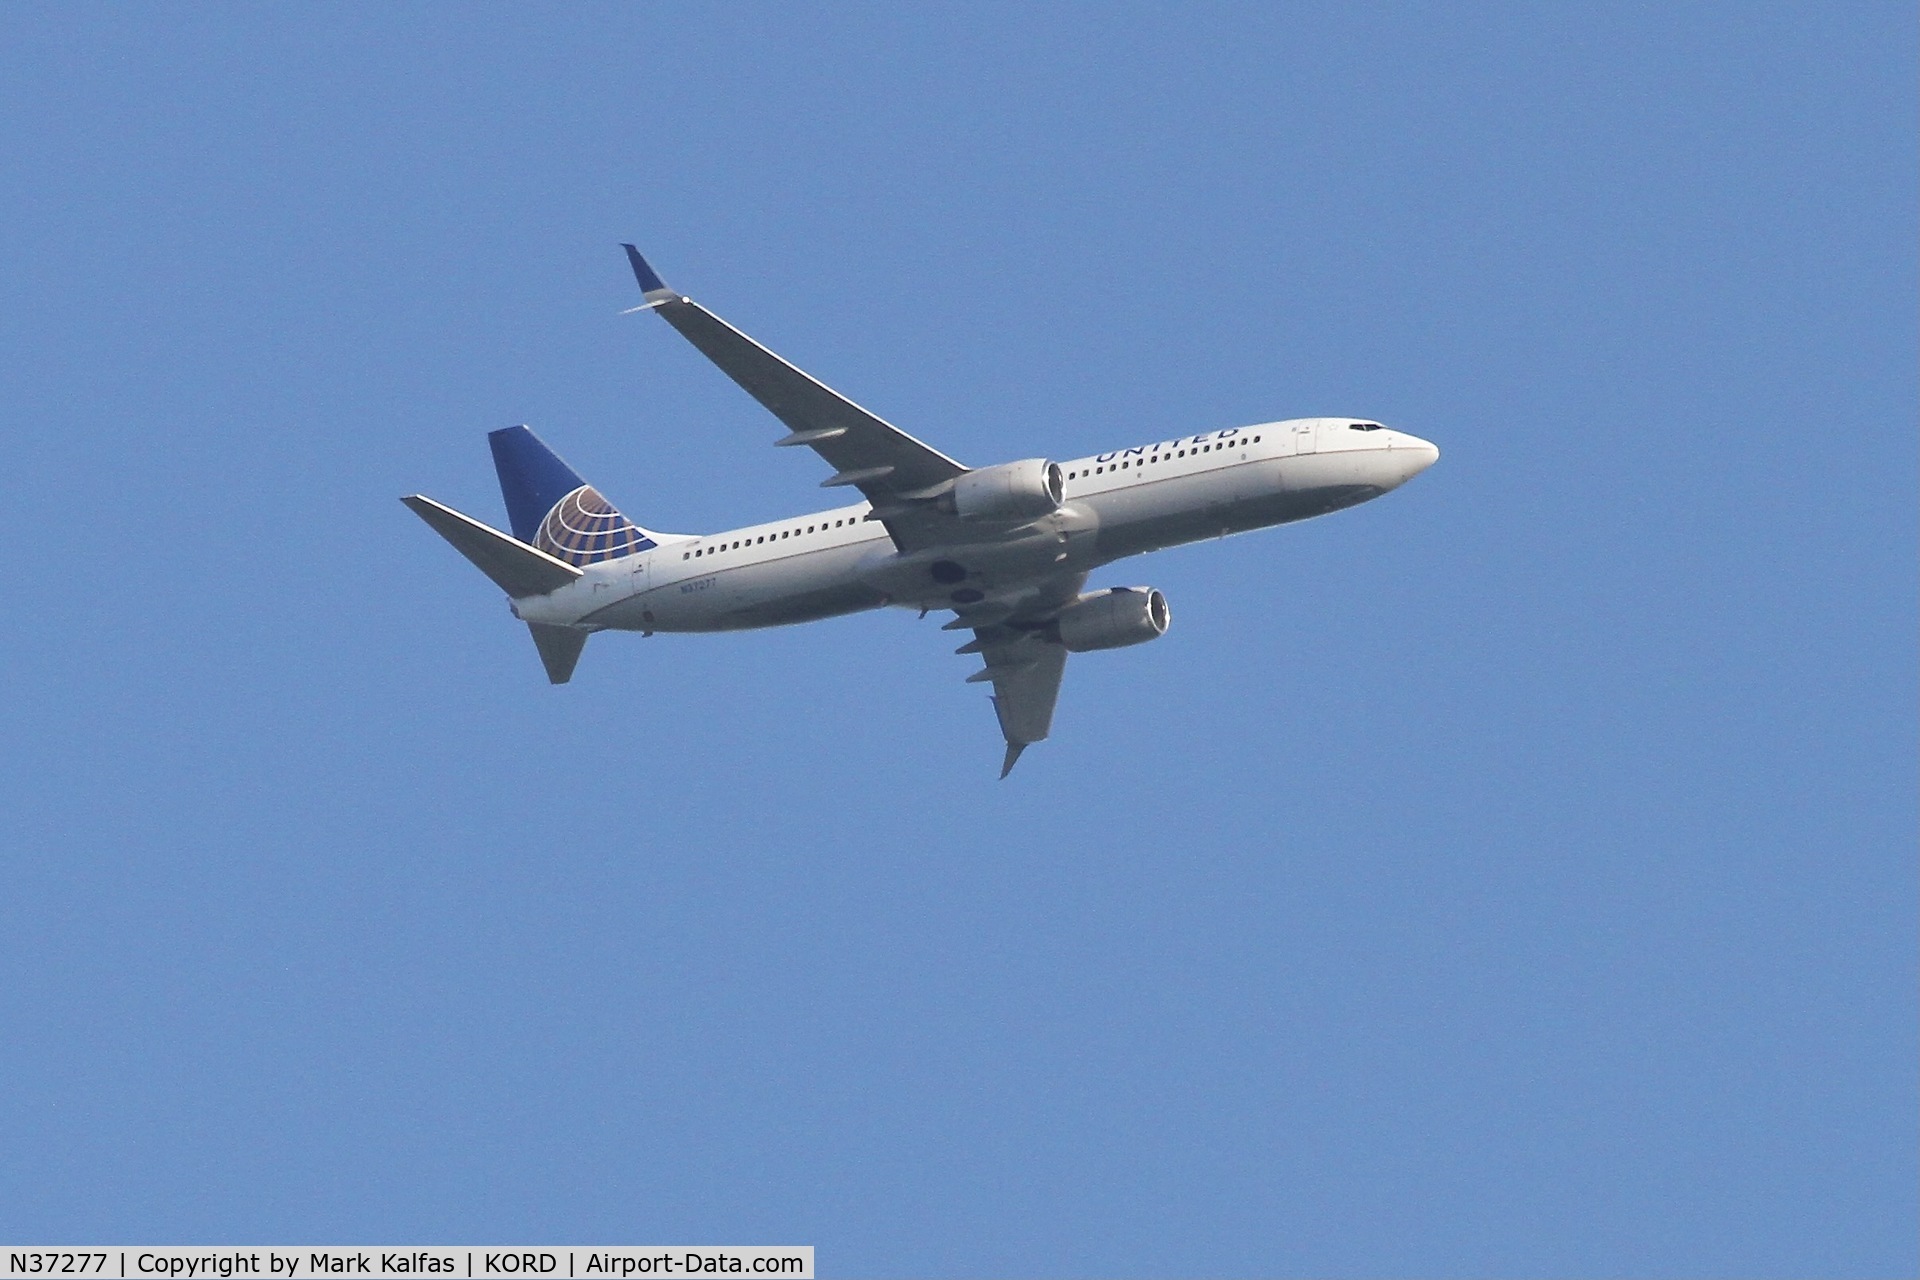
left=533, top=485, right=656, bottom=565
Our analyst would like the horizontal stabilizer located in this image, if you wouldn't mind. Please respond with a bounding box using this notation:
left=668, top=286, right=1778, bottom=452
left=527, top=623, right=587, bottom=684
left=402, top=494, right=582, bottom=598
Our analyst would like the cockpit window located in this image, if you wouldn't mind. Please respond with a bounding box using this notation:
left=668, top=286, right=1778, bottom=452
left=1349, top=422, right=1384, bottom=431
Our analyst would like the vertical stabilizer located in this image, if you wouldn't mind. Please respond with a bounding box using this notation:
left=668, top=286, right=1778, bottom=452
left=490, top=425, right=587, bottom=541
left=487, top=426, right=658, bottom=565
left=527, top=623, right=588, bottom=684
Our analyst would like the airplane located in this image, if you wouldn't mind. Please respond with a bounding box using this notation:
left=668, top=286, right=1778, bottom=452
left=403, top=244, right=1440, bottom=776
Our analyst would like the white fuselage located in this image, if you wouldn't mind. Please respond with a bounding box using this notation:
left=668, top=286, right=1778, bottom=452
left=512, top=417, right=1438, bottom=635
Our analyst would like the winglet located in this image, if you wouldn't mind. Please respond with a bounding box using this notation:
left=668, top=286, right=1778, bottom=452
left=999, top=741, right=1028, bottom=779
left=621, top=244, right=679, bottom=304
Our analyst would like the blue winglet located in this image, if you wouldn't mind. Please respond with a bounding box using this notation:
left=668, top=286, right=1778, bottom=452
left=622, top=244, right=670, bottom=296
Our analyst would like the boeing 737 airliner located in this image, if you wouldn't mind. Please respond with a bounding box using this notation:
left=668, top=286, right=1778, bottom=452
left=405, top=245, right=1439, bottom=775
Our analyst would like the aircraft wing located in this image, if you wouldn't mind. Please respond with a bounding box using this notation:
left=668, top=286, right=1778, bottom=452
left=623, top=246, right=966, bottom=549
left=975, top=634, right=1067, bottom=778
left=953, top=572, right=1087, bottom=776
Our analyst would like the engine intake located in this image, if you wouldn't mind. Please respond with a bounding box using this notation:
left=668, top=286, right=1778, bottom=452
left=951, top=458, right=1064, bottom=521
left=1055, top=587, right=1171, bottom=652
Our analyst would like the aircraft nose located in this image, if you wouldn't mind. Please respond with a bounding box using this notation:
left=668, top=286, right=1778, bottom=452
left=1388, top=433, right=1440, bottom=484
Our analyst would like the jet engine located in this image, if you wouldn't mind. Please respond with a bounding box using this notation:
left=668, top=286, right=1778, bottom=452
left=951, top=458, right=1064, bottom=521
left=1055, top=587, right=1171, bottom=652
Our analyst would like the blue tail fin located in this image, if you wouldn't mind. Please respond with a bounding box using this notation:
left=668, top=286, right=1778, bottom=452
left=487, top=426, right=657, bottom=566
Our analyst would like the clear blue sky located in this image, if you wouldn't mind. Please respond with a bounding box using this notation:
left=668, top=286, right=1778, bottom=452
left=2, top=5, right=1914, bottom=1275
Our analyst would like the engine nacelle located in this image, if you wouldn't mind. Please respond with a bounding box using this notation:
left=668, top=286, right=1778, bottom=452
left=951, top=458, right=1064, bottom=521
left=1055, top=587, right=1171, bottom=653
